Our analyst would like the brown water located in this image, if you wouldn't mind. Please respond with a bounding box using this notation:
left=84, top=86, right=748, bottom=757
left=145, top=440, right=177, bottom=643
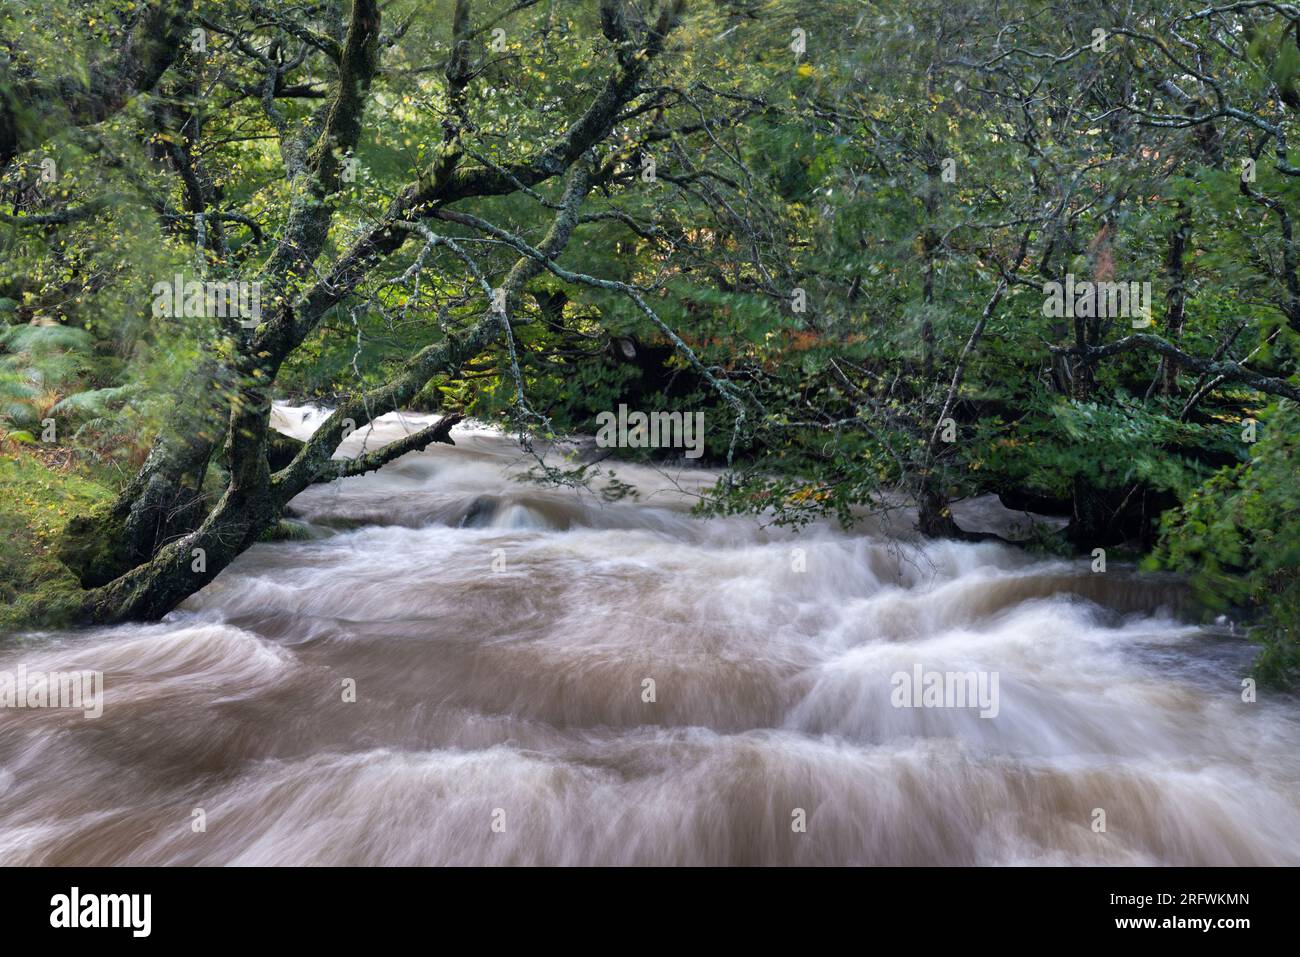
left=1, top=406, right=1297, bottom=865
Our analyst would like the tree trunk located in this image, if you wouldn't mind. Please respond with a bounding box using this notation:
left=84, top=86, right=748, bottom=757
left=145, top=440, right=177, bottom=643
left=1159, top=205, right=1190, bottom=395
left=79, top=380, right=275, bottom=622
left=921, top=134, right=940, bottom=381
left=58, top=357, right=231, bottom=586
left=917, top=472, right=963, bottom=538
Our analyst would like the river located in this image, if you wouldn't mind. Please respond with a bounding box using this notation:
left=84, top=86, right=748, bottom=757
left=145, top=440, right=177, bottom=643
left=1, top=406, right=1298, bottom=864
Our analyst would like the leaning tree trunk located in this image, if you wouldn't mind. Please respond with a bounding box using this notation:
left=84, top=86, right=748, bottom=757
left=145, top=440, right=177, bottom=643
left=57, top=358, right=231, bottom=587
left=79, top=378, right=276, bottom=622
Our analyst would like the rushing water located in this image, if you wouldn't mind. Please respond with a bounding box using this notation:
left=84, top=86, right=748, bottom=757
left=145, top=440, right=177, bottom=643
left=2, top=406, right=1298, bottom=865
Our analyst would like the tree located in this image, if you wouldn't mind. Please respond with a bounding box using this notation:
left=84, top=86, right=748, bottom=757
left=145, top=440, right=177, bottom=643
left=3, top=0, right=797, bottom=622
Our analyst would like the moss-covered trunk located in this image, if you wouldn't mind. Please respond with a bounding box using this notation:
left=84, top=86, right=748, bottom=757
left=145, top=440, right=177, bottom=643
left=79, top=384, right=277, bottom=623
left=58, top=384, right=227, bottom=585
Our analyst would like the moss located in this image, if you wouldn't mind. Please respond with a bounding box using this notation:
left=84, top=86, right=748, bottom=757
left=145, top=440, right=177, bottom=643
left=259, top=518, right=314, bottom=542
left=0, top=572, right=92, bottom=634
left=0, top=451, right=113, bottom=635
left=56, top=502, right=132, bottom=588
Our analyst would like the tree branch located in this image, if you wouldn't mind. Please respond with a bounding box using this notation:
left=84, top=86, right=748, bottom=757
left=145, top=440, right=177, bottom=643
left=0, top=0, right=194, bottom=169
left=1053, top=334, right=1300, bottom=403
left=320, top=413, right=464, bottom=483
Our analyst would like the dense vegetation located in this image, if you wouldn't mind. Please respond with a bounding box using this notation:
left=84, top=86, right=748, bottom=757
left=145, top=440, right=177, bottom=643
left=0, top=0, right=1296, bottom=683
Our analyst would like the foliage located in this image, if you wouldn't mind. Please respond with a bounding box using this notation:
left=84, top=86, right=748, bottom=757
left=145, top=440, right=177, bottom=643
left=0, top=451, right=113, bottom=627
left=1152, top=403, right=1300, bottom=686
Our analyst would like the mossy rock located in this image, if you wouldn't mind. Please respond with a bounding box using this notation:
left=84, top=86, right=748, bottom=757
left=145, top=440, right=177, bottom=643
left=259, top=519, right=314, bottom=542
left=0, top=572, right=91, bottom=636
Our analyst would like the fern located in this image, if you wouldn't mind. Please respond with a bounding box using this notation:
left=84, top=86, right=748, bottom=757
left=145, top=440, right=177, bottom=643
left=53, top=385, right=135, bottom=416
